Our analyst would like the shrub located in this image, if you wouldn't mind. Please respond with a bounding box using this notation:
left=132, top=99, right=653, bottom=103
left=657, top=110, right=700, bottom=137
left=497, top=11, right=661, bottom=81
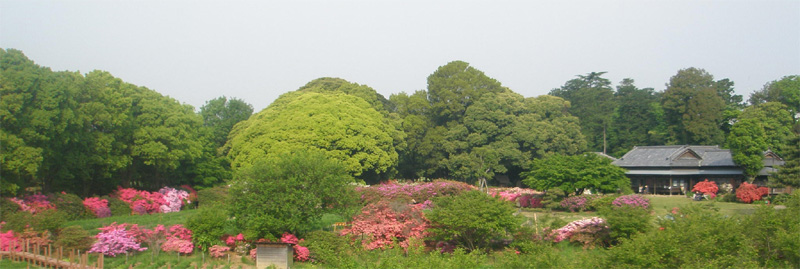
left=742, top=194, right=800, bottom=267
left=229, top=151, right=359, bottom=239
left=55, top=226, right=94, bottom=251
left=588, top=194, right=619, bottom=211
left=7, top=209, right=69, bottom=234
left=0, top=229, right=20, bottom=251
left=426, top=191, right=521, bottom=251
left=355, top=180, right=475, bottom=204
left=196, top=185, right=229, bottom=208
left=208, top=245, right=230, bottom=258
left=113, top=187, right=166, bottom=214
left=50, top=192, right=91, bottom=220
left=612, top=195, right=650, bottom=209
left=158, top=187, right=189, bottom=213
left=103, top=196, right=131, bottom=216
left=519, top=195, right=543, bottom=208
left=340, top=201, right=428, bottom=250
left=186, top=207, right=227, bottom=251
left=303, top=230, right=359, bottom=267
left=736, top=182, right=769, bottom=203
left=604, top=205, right=759, bottom=268
left=599, top=205, right=652, bottom=244
left=83, top=197, right=111, bottom=218
left=560, top=196, right=589, bottom=212
left=541, top=188, right=566, bottom=210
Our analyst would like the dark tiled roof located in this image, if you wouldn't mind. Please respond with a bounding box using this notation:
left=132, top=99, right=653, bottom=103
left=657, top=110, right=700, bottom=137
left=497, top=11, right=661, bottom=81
left=612, top=145, right=737, bottom=168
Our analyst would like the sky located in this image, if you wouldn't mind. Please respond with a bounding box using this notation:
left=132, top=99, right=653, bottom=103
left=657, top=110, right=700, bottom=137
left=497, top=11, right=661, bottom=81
left=1, top=0, right=798, bottom=112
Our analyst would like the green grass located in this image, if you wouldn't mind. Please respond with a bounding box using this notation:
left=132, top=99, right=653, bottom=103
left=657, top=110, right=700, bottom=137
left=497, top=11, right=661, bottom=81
left=62, top=209, right=199, bottom=234
left=0, top=259, right=35, bottom=269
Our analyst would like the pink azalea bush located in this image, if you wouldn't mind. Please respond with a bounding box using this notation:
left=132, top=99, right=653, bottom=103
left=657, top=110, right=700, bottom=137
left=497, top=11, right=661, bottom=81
left=161, top=224, right=193, bottom=254
left=489, top=187, right=541, bottom=205
left=550, top=217, right=609, bottom=248
left=89, top=223, right=147, bottom=256
left=612, top=195, right=650, bottom=209
left=83, top=197, right=111, bottom=218
left=340, top=201, right=429, bottom=250
left=0, top=223, right=21, bottom=251
left=9, top=193, right=55, bottom=214
left=356, top=180, right=475, bottom=204
left=114, top=187, right=166, bottom=215
left=209, top=245, right=230, bottom=258
left=158, top=187, right=189, bottom=213
left=279, top=233, right=310, bottom=262
left=249, top=248, right=257, bottom=260
left=560, top=196, right=589, bottom=212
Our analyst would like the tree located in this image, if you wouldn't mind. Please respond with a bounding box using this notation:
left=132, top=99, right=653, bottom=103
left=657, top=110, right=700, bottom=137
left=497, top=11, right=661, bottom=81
left=771, top=127, right=800, bottom=188
left=661, top=68, right=727, bottom=145
left=608, top=79, right=660, bottom=156
left=228, top=151, right=357, bottom=239
left=426, top=191, right=521, bottom=251
left=226, top=89, right=400, bottom=182
left=727, top=119, right=768, bottom=180
left=427, top=61, right=504, bottom=125
left=549, top=72, right=617, bottom=152
left=736, top=102, right=796, bottom=157
left=199, top=96, right=253, bottom=149
left=521, top=153, right=629, bottom=195
left=749, top=75, right=800, bottom=118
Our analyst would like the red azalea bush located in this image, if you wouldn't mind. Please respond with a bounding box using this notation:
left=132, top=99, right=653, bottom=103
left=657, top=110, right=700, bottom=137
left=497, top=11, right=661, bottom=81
left=518, top=195, right=543, bottom=208
left=692, top=179, right=719, bottom=199
left=114, top=187, right=166, bottom=215
left=736, top=182, right=769, bottom=203
left=83, top=197, right=111, bottom=218
left=340, top=201, right=429, bottom=250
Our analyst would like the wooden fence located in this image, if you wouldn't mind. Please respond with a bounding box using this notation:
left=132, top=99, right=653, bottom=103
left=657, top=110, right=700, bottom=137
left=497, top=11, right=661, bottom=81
left=0, top=239, right=103, bottom=268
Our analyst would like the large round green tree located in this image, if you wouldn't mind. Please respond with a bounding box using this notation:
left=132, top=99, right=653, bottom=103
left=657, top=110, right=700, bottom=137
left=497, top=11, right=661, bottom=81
left=226, top=89, right=400, bottom=181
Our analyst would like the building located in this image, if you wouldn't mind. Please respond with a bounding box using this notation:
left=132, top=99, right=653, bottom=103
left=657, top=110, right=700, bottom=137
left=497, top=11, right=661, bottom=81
left=612, top=145, right=784, bottom=194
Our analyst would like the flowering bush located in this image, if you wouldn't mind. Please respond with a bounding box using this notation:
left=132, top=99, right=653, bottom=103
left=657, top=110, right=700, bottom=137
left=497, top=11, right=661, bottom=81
left=550, top=217, right=609, bottom=248
left=518, top=195, right=543, bottom=208
left=0, top=229, right=21, bottom=251
left=280, top=233, right=299, bottom=244
left=279, top=233, right=310, bottom=261
left=340, top=201, right=429, bottom=250
left=89, top=223, right=147, bottom=256
left=249, top=248, right=257, bottom=260
left=692, top=180, right=719, bottom=198
left=8, top=193, right=55, bottom=214
left=612, top=195, right=650, bottom=209
left=83, top=197, right=111, bottom=218
left=209, top=245, right=230, bottom=258
left=489, top=188, right=543, bottom=207
left=560, top=196, right=589, bottom=212
left=224, top=233, right=246, bottom=247
left=114, top=187, right=166, bottom=215
left=356, top=180, right=475, bottom=204
left=18, top=227, right=52, bottom=247
left=736, top=182, right=769, bottom=203
left=162, top=237, right=194, bottom=254
left=158, top=187, right=189, bottom=213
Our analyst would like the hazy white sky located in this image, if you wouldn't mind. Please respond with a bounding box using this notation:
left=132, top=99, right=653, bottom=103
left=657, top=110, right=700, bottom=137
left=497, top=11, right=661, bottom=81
left=2, top=0, right=798, bottom=111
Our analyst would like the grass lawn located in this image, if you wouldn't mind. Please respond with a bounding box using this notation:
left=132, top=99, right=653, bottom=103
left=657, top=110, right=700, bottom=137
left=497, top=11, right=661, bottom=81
left=519, top=195, right=761, bottom=227
left=62, top=209, right=199, bottom=234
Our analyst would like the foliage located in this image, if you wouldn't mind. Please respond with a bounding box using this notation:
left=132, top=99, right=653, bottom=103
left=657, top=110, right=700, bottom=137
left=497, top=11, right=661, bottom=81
left=199, top=96, right=253, bottom=149
left=89, top=223, right=147, bottom=257
left=588, top=194, right=620, bottom=211
left=3, top=208, right=67, bottom=234
left=604, top=205, right=759, bottom=268
left=549, top=72, right=616, bottom=152
left=742, top=193, right=800, bottom=267
left=83, top=197, right=111, bottom=218
left=104, top=196, right=131, bottom=216
left=522, top=153, right=629, bottom=195
left=54, top=225, right=94, bottom=251
left=727, top=118, right=768, bottom=179
left=749, top=75, right=800, bottom=117
left=736, top=182, right=769, bottom=203
left=303, top=230, right=360, bottom=267
left=426, top=191, right=521, bottom=251
left=196, top=185, right=229, bottom=207
left=599, top=205, right=652, bottom=244
left=611, top=194, right=650, bottom=210
left=608, top=79, right=662, bottom=156
left=227, top=89, right=400, bottom=182
left=341, top=201, right=429, bottom=250
left=229, top=150, right=358, bottom=239
left=185, top=207, right=226, bottom=251
left=549, top=217, right=609, bottom=248
left=691, top=179, right=719, bottom=197
left=541, top=188, right=567, bottom=210
left=771, top=129, right=800, bottom=188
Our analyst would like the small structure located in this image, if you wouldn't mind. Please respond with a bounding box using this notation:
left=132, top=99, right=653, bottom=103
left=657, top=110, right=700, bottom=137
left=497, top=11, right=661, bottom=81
left=612, top=145, right=785, bottom=194
left=256, top=243, right=293, bottom=269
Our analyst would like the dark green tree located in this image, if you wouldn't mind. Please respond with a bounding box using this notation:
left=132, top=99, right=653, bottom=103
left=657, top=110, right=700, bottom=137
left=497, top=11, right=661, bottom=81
left=608, top=79, right=660, bottom=156
left=661, top=68, right=727, bottom=145
left=550, top=72, right=616, bottom=153
left=199, top=96, right=253, bottom=149
left=229, top=151, right=358, bottom=239
left=522, top=153, right=629, bottom=195
left=771, top=125, right=800, bottom=188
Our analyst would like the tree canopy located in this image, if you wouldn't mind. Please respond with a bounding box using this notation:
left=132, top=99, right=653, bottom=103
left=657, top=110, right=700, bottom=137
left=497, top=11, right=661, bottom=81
left=521, top=153, right=629, bottom=195
left=549, top=72, right=616, bottom=153
left=661, top=68, right=727, bottom=145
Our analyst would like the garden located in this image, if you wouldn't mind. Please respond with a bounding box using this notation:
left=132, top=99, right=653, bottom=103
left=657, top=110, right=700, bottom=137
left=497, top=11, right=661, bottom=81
left=1, top=162, right=798, bottom=268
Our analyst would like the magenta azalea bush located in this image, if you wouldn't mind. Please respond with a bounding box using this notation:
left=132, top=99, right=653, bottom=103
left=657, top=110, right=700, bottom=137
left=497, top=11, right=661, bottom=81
left=560, top=196, right=589, bottom=212
left=9, top=193, right=55, bottom=214
left=89, top=223, right=147, bottom=256
left=519, top=195, right=543, bottom=208
left=612, top=195, right=650, bottom=209
left=115, top=187, right=166, bottom=215
left=83, top=197, right=111, bottom=218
